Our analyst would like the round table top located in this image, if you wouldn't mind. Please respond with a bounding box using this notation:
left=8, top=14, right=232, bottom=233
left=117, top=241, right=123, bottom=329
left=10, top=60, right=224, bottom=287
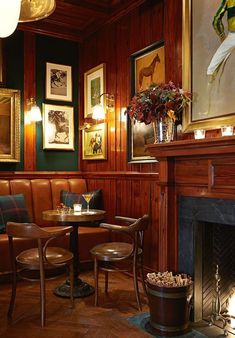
left=42, top=209, right=106, bottom=223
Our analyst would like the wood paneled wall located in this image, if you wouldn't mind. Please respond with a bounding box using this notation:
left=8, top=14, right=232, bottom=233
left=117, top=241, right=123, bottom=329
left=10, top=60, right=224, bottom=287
left=78, top=0, right=183, bottom=271
left=19, top=0, right=183, bottom=271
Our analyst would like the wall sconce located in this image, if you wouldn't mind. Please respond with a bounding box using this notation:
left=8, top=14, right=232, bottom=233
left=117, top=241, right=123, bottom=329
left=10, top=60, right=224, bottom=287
left=25, top=98, right=42, bottom=124
left=92, top=93, right=115, bottom=120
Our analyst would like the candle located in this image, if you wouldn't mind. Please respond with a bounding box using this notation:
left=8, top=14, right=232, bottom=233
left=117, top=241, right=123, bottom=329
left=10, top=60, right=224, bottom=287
left=221, top=125, right=233, bottom=136
left=73, top=203, right=82, bottom=212
left=194, top=129, right=205, bottom=140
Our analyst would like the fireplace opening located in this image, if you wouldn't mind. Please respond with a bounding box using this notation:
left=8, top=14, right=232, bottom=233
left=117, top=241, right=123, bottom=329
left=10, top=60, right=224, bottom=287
left=178, top=196, right=235, bottom=335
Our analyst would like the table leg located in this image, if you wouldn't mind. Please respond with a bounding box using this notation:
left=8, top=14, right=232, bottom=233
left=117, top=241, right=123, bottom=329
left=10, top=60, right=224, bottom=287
left=53, top=223, right=94, bottom=298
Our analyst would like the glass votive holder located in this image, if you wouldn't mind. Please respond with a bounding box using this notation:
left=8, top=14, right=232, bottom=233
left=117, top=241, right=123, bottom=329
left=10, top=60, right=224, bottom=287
left=221, top=125, right=234, bottom=136
left=73, top=203, right=82, bottom=212
left=194, top=129, right=205, bottom=140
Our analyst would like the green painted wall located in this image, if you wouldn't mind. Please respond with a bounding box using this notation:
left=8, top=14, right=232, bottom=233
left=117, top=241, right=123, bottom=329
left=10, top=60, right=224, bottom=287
left=36, top=35, right=79, bottom=171
left=0, top=31, right=24, bottom=171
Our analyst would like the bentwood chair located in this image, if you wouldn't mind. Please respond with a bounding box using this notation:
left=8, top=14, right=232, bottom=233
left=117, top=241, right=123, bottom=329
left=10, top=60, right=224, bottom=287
left=6, top=222, right=74, bottom=327
left=90, top=214, right=150, bottom=311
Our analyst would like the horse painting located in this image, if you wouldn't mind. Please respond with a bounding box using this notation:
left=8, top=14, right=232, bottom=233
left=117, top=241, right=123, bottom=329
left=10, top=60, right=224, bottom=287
left=139, top=53, right=160, bottom=89
left=89, top=133, right=102, bottom=154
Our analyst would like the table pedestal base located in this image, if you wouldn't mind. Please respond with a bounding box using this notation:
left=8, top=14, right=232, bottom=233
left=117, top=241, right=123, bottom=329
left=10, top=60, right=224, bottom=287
left=54, top=279, right=95, bottom=298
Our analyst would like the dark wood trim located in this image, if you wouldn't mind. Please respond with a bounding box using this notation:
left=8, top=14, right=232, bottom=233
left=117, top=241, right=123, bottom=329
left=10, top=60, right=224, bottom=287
left=24, top=32, right=36, bottom=171
left=82, top=171, right=159, bottom=180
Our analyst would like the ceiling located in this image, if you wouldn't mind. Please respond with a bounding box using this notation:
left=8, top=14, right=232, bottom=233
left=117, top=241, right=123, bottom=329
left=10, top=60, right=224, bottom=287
left=18, top=0, right=146, bottom=42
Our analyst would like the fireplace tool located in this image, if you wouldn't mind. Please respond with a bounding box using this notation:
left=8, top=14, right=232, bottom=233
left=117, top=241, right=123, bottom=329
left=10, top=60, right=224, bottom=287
left=209, top=265, right=232, bottom=336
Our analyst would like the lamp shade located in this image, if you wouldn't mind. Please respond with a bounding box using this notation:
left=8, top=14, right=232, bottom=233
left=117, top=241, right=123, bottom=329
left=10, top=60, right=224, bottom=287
left=92, top=104, right=105, bottom=120
left=30, top=105, right=42, bottom=122
left=0, top=0, right=21, bottom=38
left=19, top=0, right=56, bottom=22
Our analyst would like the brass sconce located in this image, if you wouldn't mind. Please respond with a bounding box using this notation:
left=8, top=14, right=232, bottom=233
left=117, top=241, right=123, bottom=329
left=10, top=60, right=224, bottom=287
left=92, top=93, right=115, bottom=120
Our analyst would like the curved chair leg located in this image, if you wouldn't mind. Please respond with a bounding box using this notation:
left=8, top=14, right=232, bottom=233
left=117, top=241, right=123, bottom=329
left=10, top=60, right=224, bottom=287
left=104, top=271, right=109, bottom=293
left=69, top=264, right=74, bottom=308
left=94, top=257, right=99, bottom=306
left=133, top=256, right=142, bottom=311
left=8, top=264, right=17, bottom=321
left=39, top=245, right=45, bottom=328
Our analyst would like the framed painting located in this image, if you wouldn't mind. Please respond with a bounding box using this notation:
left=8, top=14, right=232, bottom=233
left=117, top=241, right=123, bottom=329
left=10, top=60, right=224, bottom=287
left=46, top=62, right=72, bottom=102
left=0, top=39, right=5, bottom=86
left=84, top=63, right=106, bottom=118
left=42, top=103, right=74, bottom=150
left=127, top=41, right=165, bottom=163
left=82, top=123, right=107, bottom=160
left=0, top=88, right=20, bottom=162
left=182, top=0, right=235, bottom=132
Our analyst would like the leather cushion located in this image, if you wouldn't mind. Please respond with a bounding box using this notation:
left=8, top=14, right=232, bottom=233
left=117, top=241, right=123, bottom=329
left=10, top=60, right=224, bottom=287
left=60, top=189, right=103, bottom=210
left=0, top=194, right=31, bottom=234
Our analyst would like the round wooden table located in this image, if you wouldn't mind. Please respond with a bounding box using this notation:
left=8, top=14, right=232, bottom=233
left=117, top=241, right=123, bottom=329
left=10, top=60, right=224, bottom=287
left=43, top=209, right=106, bottom=298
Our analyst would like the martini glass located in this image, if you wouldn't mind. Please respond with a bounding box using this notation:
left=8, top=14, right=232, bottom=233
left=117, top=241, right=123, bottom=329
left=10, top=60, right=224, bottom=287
left=82, top=193, right=93, bottom=213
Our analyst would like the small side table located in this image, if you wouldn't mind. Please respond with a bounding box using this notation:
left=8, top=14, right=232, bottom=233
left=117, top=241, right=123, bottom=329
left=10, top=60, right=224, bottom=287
left=42, top=209, right=106, bottom=298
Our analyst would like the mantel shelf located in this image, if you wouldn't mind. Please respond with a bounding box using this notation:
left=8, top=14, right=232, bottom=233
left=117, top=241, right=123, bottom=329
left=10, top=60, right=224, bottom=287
left=146, top=136, right=235, bottom=159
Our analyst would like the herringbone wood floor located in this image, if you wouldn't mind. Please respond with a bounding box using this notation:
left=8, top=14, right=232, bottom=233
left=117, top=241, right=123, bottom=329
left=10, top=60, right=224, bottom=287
left=0, top=271, right=150, bottom=338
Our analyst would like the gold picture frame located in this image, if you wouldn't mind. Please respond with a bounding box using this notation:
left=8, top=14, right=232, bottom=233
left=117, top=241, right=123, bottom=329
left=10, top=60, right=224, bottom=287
left=84, top=63, right=106, bottom=118
left=182, top=0, right=235, bottom=132
left=0, top=88, right=20, bottom=162
left=46, top=62, right=72, bottom=102
left=42, top=103, right=74, bottom=150
left=82, top=123, right=107, bottom=160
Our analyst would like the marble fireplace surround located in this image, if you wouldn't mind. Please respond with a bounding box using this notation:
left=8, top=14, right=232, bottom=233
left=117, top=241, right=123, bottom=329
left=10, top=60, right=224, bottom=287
left=178, top=195, right=235, bottom=322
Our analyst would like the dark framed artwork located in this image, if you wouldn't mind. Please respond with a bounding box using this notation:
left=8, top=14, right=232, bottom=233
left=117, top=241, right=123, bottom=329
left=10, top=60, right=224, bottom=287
left=182, top=0, right=235, bottom=132
left=127, top=40, right=165, bottom=163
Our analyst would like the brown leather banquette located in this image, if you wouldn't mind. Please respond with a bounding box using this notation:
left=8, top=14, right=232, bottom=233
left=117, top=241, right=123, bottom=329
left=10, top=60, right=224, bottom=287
left=0, top=178, right=109, bottom=279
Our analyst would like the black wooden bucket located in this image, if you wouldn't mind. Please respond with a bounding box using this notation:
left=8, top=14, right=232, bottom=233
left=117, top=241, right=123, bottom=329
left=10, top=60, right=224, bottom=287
left=146, top=281, right=193, bottom=336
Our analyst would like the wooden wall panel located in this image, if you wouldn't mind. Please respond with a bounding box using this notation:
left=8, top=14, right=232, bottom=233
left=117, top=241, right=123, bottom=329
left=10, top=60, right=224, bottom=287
left=80, top=0, right=169, bottom=174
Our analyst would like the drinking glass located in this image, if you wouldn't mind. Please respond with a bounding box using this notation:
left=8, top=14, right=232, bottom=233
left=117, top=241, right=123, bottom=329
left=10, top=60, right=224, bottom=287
left=82, top=193, right=93, bottom=213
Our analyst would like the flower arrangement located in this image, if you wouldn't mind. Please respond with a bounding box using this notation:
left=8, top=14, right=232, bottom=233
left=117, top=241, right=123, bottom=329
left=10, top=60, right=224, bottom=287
left=125, top=81, right=191, bottom=125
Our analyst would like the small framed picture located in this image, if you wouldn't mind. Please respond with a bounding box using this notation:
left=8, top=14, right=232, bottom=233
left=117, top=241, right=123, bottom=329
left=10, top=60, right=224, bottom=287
left=42, top=103, right=74, bottom=150
left=46, top=62, right=72, bottom=102
left=82, top=123, right=107, bottom=160
left=84, top=63, right=106, bottom=117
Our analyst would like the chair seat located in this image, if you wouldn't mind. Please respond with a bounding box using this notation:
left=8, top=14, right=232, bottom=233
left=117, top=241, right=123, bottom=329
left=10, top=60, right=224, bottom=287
left=91, top=242, right=143, bottom=261
left=16, top=247, right=73, bottom=269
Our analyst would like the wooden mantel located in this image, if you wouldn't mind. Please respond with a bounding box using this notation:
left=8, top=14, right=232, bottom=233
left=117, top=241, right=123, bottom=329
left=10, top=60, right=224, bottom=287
left=147, top=136, right=235, bottom=159
left=146, top=136, right=235, bottom=272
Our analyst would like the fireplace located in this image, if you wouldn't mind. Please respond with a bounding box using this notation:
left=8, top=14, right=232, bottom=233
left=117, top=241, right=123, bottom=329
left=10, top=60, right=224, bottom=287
left=178, top=196, right=235, bottom=333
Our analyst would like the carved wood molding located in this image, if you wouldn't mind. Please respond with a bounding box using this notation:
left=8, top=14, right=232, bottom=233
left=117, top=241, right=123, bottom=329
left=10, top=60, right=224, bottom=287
left=147, top=136, right=235, bottom=159
left=0, top=171, right=159, bottom=181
